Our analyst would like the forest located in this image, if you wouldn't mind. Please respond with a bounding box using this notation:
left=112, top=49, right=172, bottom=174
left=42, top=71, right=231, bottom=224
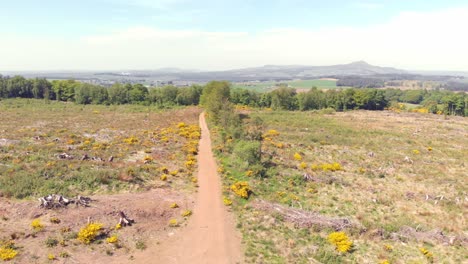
left=0, top=75, right=466, bottom=116
left=336, top=74, right=468, bottom=91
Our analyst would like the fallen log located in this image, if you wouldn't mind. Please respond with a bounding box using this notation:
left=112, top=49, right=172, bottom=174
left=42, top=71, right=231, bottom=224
left=252, top=199, right=362, bottom=231
left=38, top=194, right=73, bottom=209
left=38, top=194, right=92, bottom=209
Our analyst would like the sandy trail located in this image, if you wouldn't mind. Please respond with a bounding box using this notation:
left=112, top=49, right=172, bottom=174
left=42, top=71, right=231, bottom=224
left=134, top=113, right=243, bottom=264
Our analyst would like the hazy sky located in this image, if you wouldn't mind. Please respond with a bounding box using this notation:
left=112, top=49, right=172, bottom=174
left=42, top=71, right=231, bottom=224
left=1, top=0, right=468, bottom=71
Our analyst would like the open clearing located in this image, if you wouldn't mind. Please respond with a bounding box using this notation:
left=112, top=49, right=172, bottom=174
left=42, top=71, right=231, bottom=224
left=216, top=110, right=467, bottom=263
left=1, top=99, right=236, bottom=263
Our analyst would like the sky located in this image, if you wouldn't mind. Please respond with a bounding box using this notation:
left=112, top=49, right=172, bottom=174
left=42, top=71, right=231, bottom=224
left=1, top=0, right=468, bottom=71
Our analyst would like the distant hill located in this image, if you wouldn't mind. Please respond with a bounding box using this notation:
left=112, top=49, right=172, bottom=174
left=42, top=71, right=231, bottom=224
left=209, top=61, right=407, bottom=81
left=1, top=61, right=408, bottom=82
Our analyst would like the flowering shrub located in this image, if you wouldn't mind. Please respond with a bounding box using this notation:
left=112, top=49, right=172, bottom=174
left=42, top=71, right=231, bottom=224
left=160, top=175, right=167, bottom=181
left=383, top=244, right=393, bottom=252
left=274, top=142, right=284, bottom=148
left=160, top=167, right=169, bottom=174
left=185, top=160, right=196, bottom=169
left=0, top=247, right=17, bottom=261
left=328, top=232, right=353, bottom=253
left=230, top=181, right=251, bottom=199
left=223, top=196, right=233, bottom=206
left=177, top=122, right=186, bottom=128
left=311, top=163, right=343, bottom=172
left=77, top=222, right=103, bottom=244
left=293, top=153, right=302, bottom=161
left=48, top=253, right=56, bottom=260
left=299, top=162, right=307, bottom=170
left=31, top=218, right=44, bottom=231
left=169, top=219, right=178, bottom=227
left=106, top=235, right=119, bottom=244
left=143, top=156, right=153, bottom=163
left=412, top=108, right=429, bottom=114
left=181, top=210, right=192, bottom=217
left=170, top=203, right=179, bottom=208
left=123, top=136, right=139, bottom=144
left=263, top=129, right=280, bottom=141
left=419, top=247, right=434, bottom=262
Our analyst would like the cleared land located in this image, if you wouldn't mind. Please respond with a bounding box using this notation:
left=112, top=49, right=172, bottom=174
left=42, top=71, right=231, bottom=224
left=0, top=99, right=206, bottom=263
left=216, top=110, right=467, bottom=263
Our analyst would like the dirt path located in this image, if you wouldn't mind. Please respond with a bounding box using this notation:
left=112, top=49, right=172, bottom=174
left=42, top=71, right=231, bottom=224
left=134, top=113, right=243, bottom=264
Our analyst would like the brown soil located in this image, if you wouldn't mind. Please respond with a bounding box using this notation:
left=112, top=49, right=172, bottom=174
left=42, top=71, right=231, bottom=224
left=0, top=189, right=193, bottom=264
left=132, top=113, right=243, bottom=264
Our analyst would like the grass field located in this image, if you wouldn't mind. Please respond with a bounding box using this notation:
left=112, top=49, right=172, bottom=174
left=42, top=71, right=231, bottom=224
left=0, top=99, right=201, bottom=199
left=233, top=79, right=338, bottom=92
left=215, top=109, right=467, bottom=263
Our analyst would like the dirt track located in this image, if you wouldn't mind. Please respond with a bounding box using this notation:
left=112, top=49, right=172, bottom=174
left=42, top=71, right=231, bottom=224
left=134, top=113, right=243, bottom=263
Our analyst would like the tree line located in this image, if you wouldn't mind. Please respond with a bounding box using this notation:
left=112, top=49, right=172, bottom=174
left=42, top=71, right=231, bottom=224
left=0, top=75, right=202, bottom=106
left=0, top=75, right=466, bottom=116
left=230, top=86, right=466, bottom=116
left=337, top=75, right=468, bottom=92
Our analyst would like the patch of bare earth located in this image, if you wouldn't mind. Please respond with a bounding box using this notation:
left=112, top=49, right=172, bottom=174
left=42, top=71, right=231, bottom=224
left=0, top=189, right=194, bottom=263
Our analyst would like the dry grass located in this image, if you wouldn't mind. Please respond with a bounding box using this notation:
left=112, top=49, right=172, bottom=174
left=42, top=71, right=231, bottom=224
left=217, top=109, right=467, bottom=263
left=0, top=99, right=202, bottom=263
left=0, top=99, right=201, bottom=198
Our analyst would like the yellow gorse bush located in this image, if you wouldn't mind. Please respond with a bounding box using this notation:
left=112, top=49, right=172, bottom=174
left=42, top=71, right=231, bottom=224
left=419, top=247, right=433, bottom=261
left=123, top=136, right=139, bottom=144
left=299, top=162, right=307, bottom=169
left=328, top=232, right=353, bottom=253
left=311, top=162, right=343, bottom=172
left=231, top=181, right=251, bottom=199
left=31, top=218, right=44, bottom=231
left=77, top=222, right=103, bottom=244
left=245, top=170, right=254, bottom=177
left=263, top=129, right=280, bottom=141
left=181, top=210, right=192, bottom=217
left=293, top=153, right=302, bottom=161
left=169, top=219, right=178, bottom=227
left=106, top=235, right=118, bottom=244
left=0, top=247, right=18, bottom=261
left=223, top=196, right=233, bottom=206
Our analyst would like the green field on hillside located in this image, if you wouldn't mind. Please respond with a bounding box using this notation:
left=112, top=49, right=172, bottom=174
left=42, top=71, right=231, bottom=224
left=233, top=79, right=338, bottom=91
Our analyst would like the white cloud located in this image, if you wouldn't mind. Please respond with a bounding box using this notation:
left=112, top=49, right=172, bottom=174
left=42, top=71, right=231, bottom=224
left=1, top=7, right=468, bottom=71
